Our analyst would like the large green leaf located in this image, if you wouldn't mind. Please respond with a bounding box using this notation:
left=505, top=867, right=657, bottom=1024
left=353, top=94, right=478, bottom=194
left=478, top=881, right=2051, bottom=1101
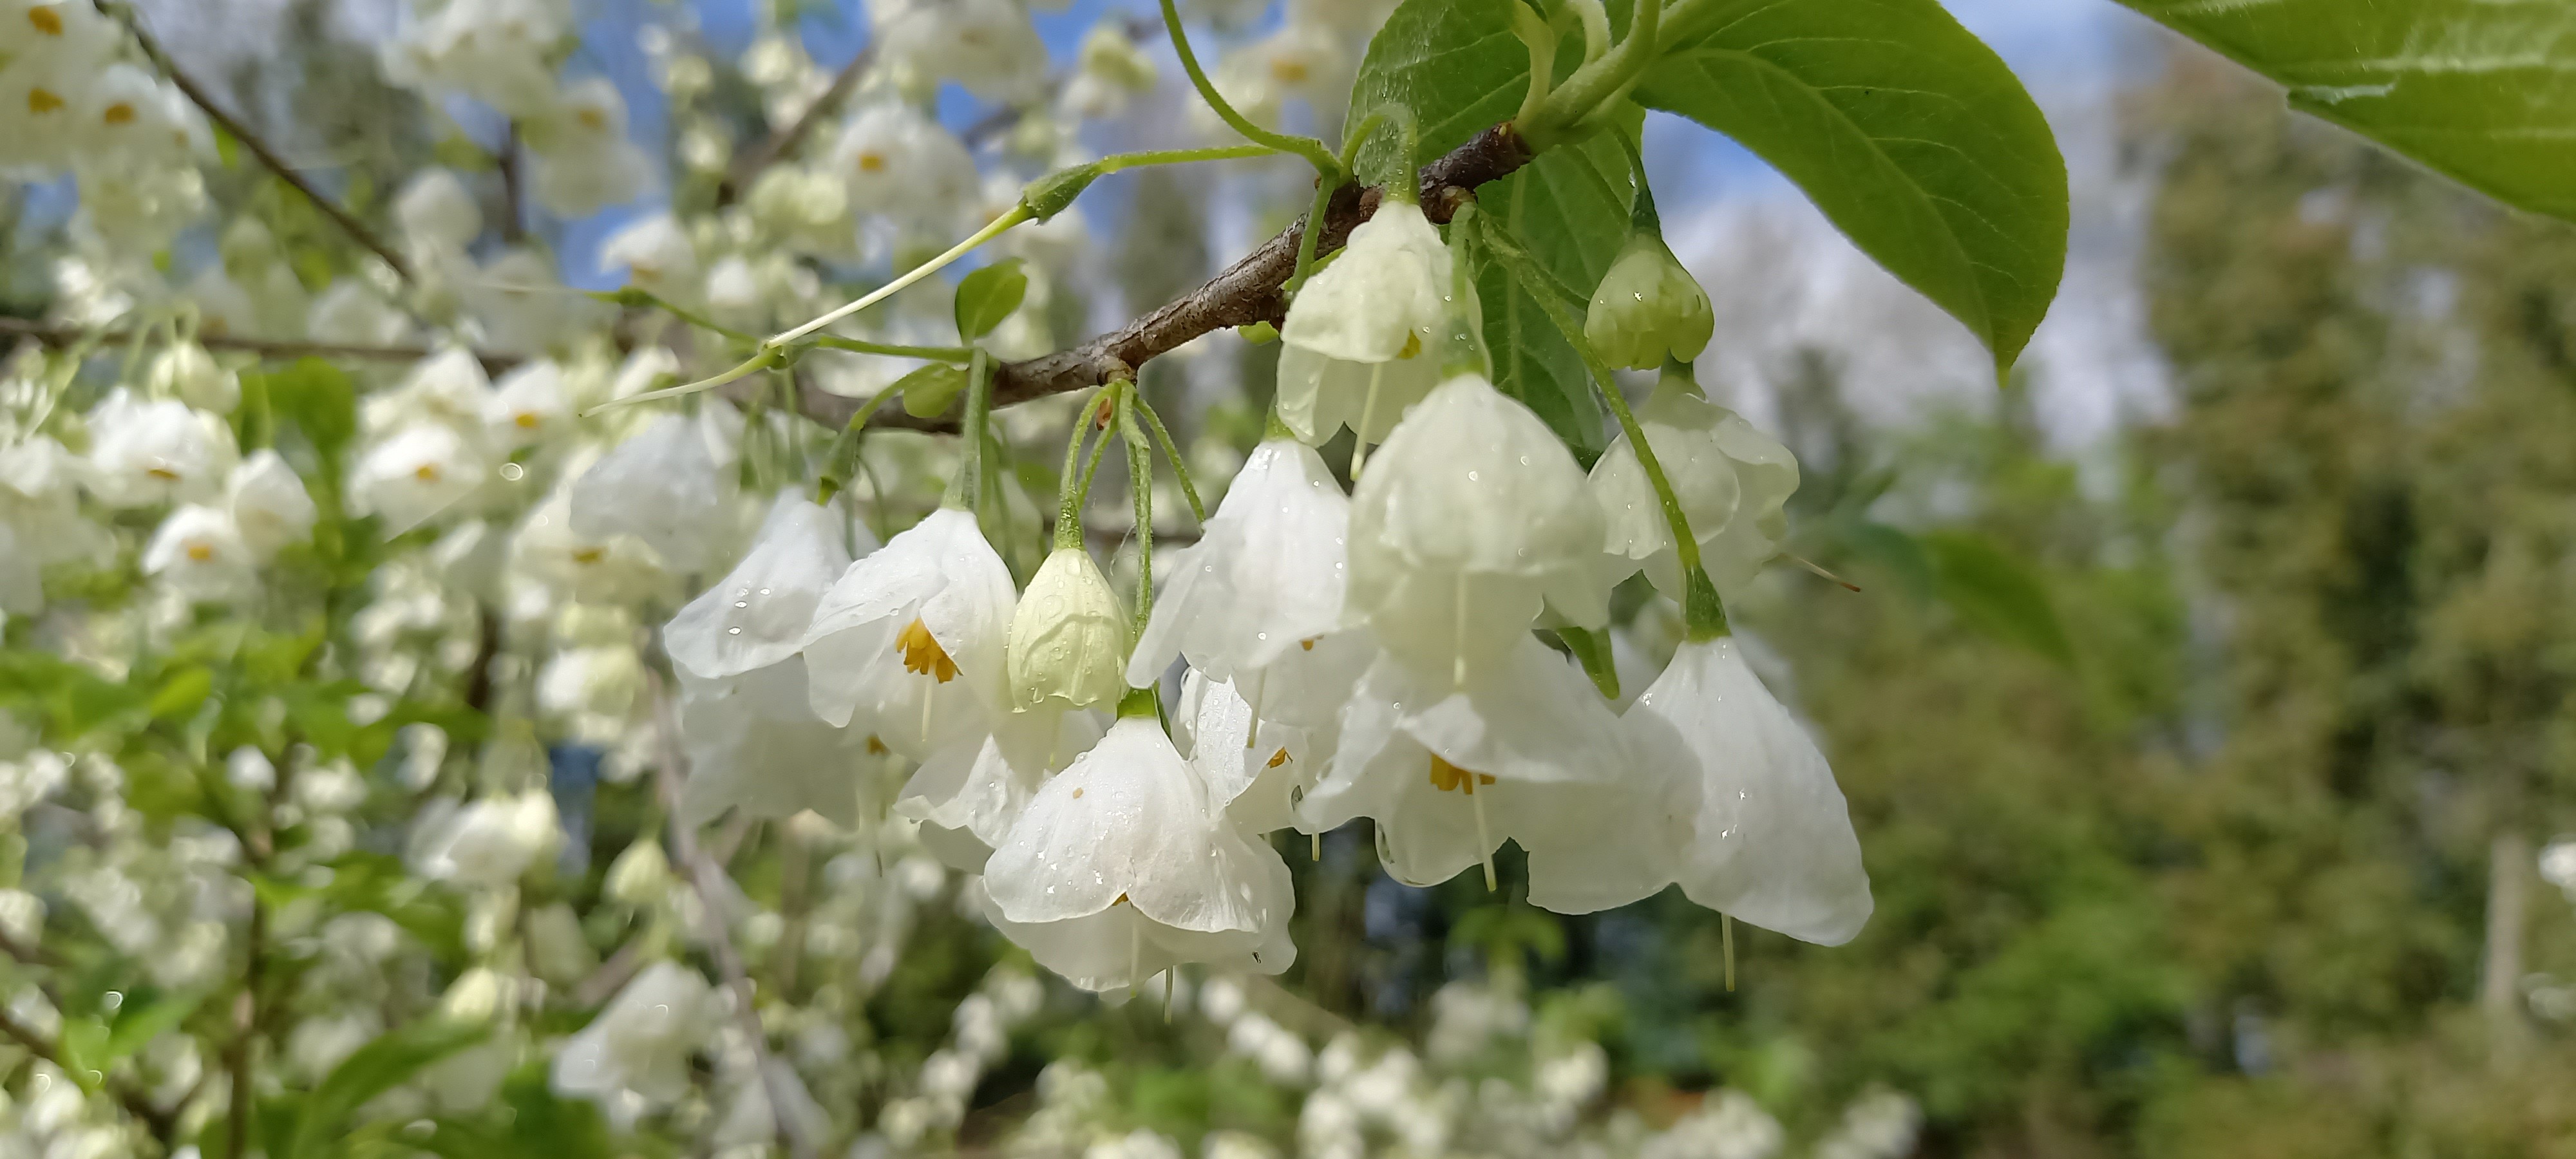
left=2121, top=0, right=2576, bottom=221
left=289, top=1019, right=489, bottom=1159
left=1474, top=122, right=1633, bottom=459
left=1638, top=0, right=2068, bottom=375
left=1345, top=0, right=1531, bottom=184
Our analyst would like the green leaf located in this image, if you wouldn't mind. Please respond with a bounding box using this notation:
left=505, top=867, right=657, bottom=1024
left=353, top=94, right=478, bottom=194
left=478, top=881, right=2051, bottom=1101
left=289, top=1019, right=490, bottom=1159
left=104, top=990, right=208, bottom=1064
left=1475, top=116, right=1634, bottom=459
left=1347, top=0, right=1531, bottom=184
left=1837, top=521, right=1937, bottom=603
left=56, top=1017, right=110, bottom=1089
left=254, top=359, right=359, bottom=462
left=2122, top=1, right=2576, bottom=222
left=1920, top=529, right=2073, bottom=666
left=893, top=363, right=971, bottom=419
left=954, top=258, right=1028, bottom=342
left=1638, top=0, right=2068, bottom=375
left=148, top=666, right=215, bottom=721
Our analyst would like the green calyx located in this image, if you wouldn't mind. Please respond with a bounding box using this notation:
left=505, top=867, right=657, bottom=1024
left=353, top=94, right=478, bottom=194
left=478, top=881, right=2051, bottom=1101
left=1116, top=685, right=1162, bottom=719
left=1683, top=565, right=1731, bottom=641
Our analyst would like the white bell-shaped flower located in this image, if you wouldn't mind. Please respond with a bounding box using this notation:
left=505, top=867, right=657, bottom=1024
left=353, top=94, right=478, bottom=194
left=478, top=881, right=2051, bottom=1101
left=142, top=504, right=257, bottom=603
left=571, top=406, right=742, bottom=575
left=1346, top=373, right=1607, bottom=688
left=664, top=495, right=853, bottom=683
left=227, top=449, right=319, bottom=560
left=675, top=661, right=884, bottom=829
left=802, top=508, right=1016, bottom=752
left=350, top=422, right=486, bottom=533
left=1175, top=669, right=1332, bottom=836
left=513, top=488, right=668, bottom=607
left=826, top=101, right=980, bottom=233
left=483, top=359, right=571, bottom=449
left=1275, top=201, right=1450, bottom=446
left=83, top=390, right=235, bottom=508
left=983, top=717, right=1296, bottom=991
left=1625, top=637, right=1871, bottom=944
left=1128, top=438, right=1349, bottom=690
left=896, top=706, right=1104, bottom=872
left=415, top=789, right=562, bottom=889
left=144, top=343, right=240, bottom=413
left=364, top=348, right=491, bottom=439
left=1699, top=407, right=1800, bottom=594
left=871, top=0, right=1047, bottom=104
left=395, top=168, right=483, bottom=251
left=551, top=961, right=717, bottom=1110
left=1300, top=636, right=1680, bottom=914
left=1005, top=547, right=1128, bottom=713
left=1588, top=370, right=1745, bottom=599
left=600, top=212, right=700, bottom=302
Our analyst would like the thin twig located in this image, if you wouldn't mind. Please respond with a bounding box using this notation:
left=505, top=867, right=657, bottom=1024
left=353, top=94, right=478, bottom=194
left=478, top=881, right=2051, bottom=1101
left=719, top=44, right=878, bottom=207
left=0, top=317, right=519, bottom=375
left=497, top=124, right=527, bottom=243
left=109, top=4, right=415, bottom=283
left=643, top=661, right=819, bottom=1159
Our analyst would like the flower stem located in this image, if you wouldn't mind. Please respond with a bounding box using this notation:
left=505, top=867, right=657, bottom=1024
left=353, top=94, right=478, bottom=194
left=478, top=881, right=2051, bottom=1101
left=810, top=385, right=904, bottom=507
left=1097, top=143, right=1281, bottom=173
left=1285, top=174, right=1343, bottom=298
left=771, top=205, right=1032, bottom=349
left=1522, top=0, right=1662, bottom=152
left=942, top=347, right=994, bottom=511
left=1119, top=390, right=1156, bottom=637
left=1056, top=386, right=1114, bottom=550
left=1160, top=0, right=1343, bottom=180
left=810, top=335, right=975, bottom=362
left=1130, top=392, right=1206, bottom=523
left=585, top=344, right=784, bottom=415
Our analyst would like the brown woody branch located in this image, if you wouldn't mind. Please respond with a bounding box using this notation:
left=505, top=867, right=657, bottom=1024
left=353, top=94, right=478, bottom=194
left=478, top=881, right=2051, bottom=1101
left=791, top=122, right=1536, bottom=429
left=110, top=4, right=416, bottom=284
left=0, top=317, right=521, bottom=377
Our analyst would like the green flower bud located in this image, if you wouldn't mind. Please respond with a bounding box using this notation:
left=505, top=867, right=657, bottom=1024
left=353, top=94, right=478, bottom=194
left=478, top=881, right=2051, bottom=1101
left=1584, top=232, right=1714, bottom=370
left=605, top=836, right=671, bottom=907
left=1007, top=547, right=1130, bottom=711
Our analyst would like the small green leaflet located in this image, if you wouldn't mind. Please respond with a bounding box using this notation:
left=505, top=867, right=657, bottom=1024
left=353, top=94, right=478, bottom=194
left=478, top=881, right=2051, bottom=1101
left=288, top=1019, right=491, bottom=1159
left=954, top=258, right=1028, bottom=343
left=2121, top=0, right=2576, bottom=222
left=1638, top=0, right=2068, bottom=378
left=893, top=363, right=971, bottom=419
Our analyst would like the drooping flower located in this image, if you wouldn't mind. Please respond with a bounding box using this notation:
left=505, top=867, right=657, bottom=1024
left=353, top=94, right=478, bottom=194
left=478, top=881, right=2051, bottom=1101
left=1625, top=637, right=1872, bottom=944
left=144, top=343, right=240, bottom=413
left=983, top=717, right=1297, bottom=991
left=570, top=404, right=743, bottom=575
left=350, top=422, right=487, bottom=533
left=142, top=504, right=257, bottom=603
left=394, top=167, right=484, bottom=252
left=1345, top=373, right=1608, bottom=688
left=1585, top=232, right=1714, bottom=370
left=551, top=960, right=717, bottom=1113
left=1175, top=669, right=1333, bottom=836
left=1275, top=201, right=1451, bottom=446
left=482, top=359, right=572, bottom=449
left=664, top=495, right=853, bottom=682
left=1128, top=437, right=1353, bottom=688
left=871, top=0, right=1047, bottom=104
left=1299, top=636, right=1681, bottom=914
left=227, top=449, right=319, bottom=560
left=415, top=789, right=563, bottom=889
left=84, top=390, right=236, bottom=508
left=600, top=212, right=701, bottom=302
left=1005, top=547, right=1128, bottom=713
left=802, top=507, right=1016, bottom=754
left=826, top=101, right=980, bottom=233
left=896, top=706, right=1104, bottom=871
left=1591, top=370, right=1801, bottom=597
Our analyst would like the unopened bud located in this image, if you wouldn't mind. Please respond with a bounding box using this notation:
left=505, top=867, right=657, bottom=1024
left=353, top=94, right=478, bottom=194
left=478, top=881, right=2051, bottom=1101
left=1005, top=547, right=1128, bottom=711
left=1585, top=232, right=1713, bottom=370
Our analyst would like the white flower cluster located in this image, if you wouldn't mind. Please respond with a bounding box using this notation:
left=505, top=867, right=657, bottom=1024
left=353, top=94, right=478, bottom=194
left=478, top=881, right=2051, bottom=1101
left=381, top=0, right=650, bottom=217
left=0, top=1, right=209, bottom=253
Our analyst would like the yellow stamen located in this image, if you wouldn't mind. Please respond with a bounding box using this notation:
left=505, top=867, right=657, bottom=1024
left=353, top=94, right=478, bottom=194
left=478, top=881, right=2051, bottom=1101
left=28, top=87, right=64, bottom=115
left=857, top=151, right=887, bottom=174
left=865, top=734, right=889, bottom=755
left=571, top=547, right=605, bottom=564
left=576, top=107, right=607, bottom=131
left=28, top=6, right=63, bottom=36
left=144, top=466, right=180, bottom=481
left=1300, top=637, right=1316, bottom=652
left=102, top=102, right=135, bottom=126
left=1266, top=748, right=1291, bottom=769
left=895, top=617, right=958, bottom=683
left=1270, top=58, right=1309, bottom=84
left=184, top=542, right=214, bottom=562
left=1397, top=330, right=1423, bottom=360
left=413, top=463, right=442, bottom=483
left=1426, top=755, right=1495, bottom=795
left=514, top=411, right=543, bottom=429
